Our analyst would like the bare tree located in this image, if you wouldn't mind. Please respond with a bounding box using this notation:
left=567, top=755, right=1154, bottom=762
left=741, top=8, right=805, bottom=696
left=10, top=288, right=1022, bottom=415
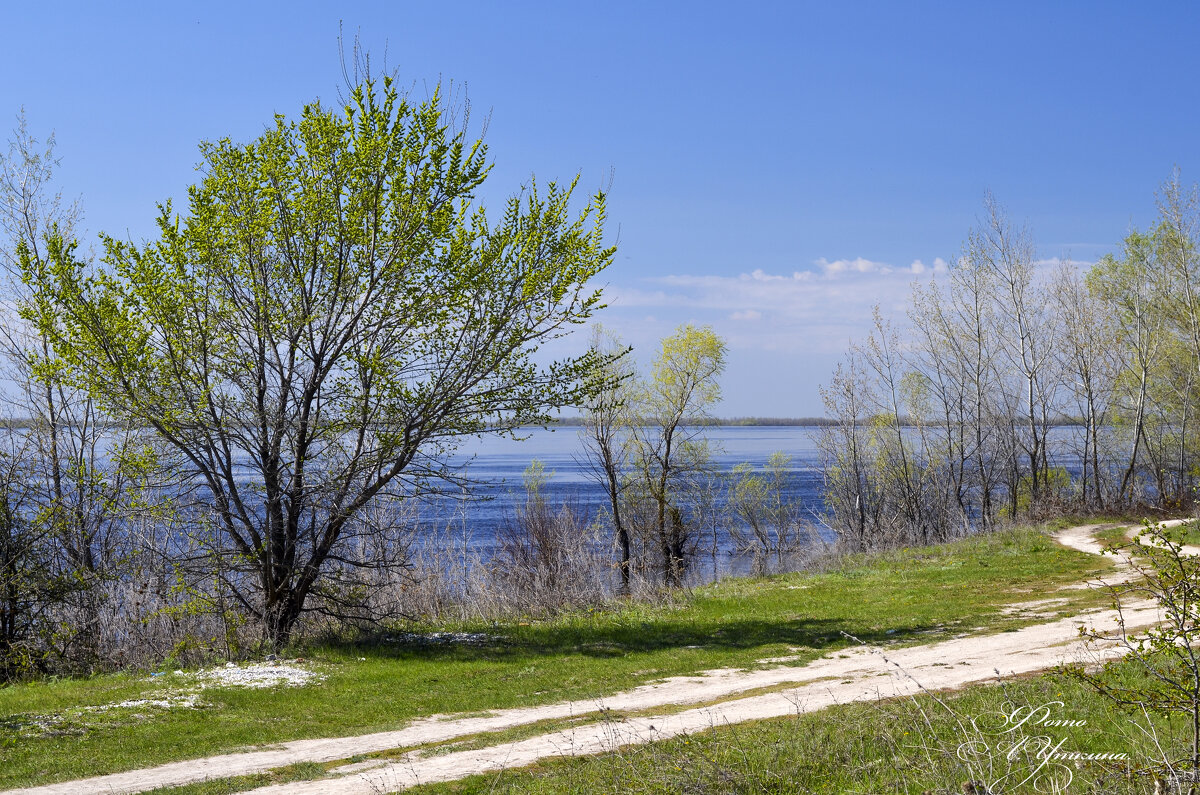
left=578, top=325, right=635, bottom=590
left=818, top=351, right=876, bottom=551
left=493, top=460, right=603, bottom=611
left=910, top=279, right=973, bottom=531
left=1152, top=173, right=1200, bottom=504
left=0, top=112, right=157, bottom=668
left=970, top=196, right=1059, bottom=513
left=1052, top=260, right=1118, bottom=508
left=944, top=250, right=1004, bottom=527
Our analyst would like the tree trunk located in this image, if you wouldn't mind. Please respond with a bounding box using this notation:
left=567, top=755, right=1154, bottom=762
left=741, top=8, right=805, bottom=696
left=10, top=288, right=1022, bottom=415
left=606, top=473, right=630, bottom=591
left=667, top=506, right=686, bottom=587
left=1120, top=366, right=1149, bottom=505
left=263, top=589, right=306, bottom=650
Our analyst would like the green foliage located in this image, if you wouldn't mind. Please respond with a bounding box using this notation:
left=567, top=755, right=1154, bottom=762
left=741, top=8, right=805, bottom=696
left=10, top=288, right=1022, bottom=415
left=33, top=80, right=613, bottom=441
left=522, top=460, right=551, bottom=508
left=1071, top=521, right=1200, bottom=777
left=149, top=563, right=247, bottom=662
left=729, top=462, right=767, bottom=518
left=1084, top=203, right=1200, bottom=506
left=629, top=324, right=728, bottom=583
left=26, top=75, right=616, bottom=644
left=646, top=324, right=726, bottom=412
left=0, top=447, right=84, bottom=681
left=634, top=324, right=727, bottom=474
left=728, top=452, right=800, bottom=571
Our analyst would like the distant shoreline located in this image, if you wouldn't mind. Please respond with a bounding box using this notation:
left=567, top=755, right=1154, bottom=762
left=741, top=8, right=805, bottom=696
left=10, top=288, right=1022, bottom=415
left=0, top=416, right=1091, bottom=431
left=546, top=416, right=839, bottom=427
left=546, top=416, right=1090, bottom=428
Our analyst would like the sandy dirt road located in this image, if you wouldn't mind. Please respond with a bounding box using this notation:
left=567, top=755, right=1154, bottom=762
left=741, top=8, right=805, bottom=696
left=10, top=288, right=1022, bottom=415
left=8, top=521, right=1190, bottom=795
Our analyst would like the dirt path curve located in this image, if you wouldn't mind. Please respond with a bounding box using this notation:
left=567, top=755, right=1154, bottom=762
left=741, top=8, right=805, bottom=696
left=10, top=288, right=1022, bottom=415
left=1055, top=518, right=1196, bottom=587
left=9, top=519, right=1195, bottom=795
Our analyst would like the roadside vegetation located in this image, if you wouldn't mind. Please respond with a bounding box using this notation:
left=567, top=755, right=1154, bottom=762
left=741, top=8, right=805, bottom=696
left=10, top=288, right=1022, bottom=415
left=0, top=521, right=1112, bottom=788
left=394, top=520, right=1200, bottom=795
left=402, top=660, right=1187, bottom=795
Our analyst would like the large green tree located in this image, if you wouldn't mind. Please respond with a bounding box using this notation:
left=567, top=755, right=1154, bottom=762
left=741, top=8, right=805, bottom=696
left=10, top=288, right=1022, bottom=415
left=32, top=77, right=615, bottom=645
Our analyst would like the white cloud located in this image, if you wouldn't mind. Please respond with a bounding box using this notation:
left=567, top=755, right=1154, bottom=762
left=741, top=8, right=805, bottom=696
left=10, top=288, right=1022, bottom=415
left=585, top=250, right=1097, bottom=415
left=813, top=256, right=891, bottom=275
left=601, top=286, right=680, bottom=308
left=600, top=256, right=949, bottom=356
left=746, top=268, right=784, bottom=282
left=544, top=257, right=975, bottom=415
left=908, top=257, right=950, bottom=275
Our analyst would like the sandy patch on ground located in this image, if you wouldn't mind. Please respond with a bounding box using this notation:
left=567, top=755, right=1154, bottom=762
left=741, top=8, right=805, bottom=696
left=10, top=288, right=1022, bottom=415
left=4, top=662, right=323, bottom=743
left=194, top=662, right=325, bottom=690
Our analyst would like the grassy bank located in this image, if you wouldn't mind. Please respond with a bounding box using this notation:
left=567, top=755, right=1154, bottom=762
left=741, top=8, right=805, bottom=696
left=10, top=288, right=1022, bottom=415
left=0, top=522, right=1115, bottom=788
left=407, top=660, right=1180, bottom=794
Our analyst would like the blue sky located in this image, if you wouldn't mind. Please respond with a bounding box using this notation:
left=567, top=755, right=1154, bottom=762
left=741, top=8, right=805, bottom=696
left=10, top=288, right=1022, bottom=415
left=3, top=2, right=1198, bottom=415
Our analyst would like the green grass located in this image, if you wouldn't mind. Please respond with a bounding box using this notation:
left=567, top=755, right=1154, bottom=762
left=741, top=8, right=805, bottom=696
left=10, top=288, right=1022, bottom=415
left=1093, top=517, right=1200, bottom=557
left=1094, top=523, right=1134, bottom=549
left=141, top=762, right=328, bottom=794
left=406, top=660, right=1182, bottom=794
left=137, top=763, right=328, bottom=792
left=1172, top=518, right=1200, bottom=546
left=0, top=523, right=1116, bottom=788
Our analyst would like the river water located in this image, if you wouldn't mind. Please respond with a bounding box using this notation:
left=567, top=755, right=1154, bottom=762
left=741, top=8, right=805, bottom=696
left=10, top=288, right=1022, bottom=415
left=416, top=424, right=1088, bottom=561
left=416, top=425, right=828, bottom=558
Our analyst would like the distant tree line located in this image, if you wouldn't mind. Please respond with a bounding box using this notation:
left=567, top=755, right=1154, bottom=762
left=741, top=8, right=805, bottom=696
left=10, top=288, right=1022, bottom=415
left=820, top=184, right=1200, bottom=551
left=550, top=416, right=843, bottom=427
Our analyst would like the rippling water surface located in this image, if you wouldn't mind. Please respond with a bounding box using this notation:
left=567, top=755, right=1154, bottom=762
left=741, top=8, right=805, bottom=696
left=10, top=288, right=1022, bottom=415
left=417, top=424, right=1087, bottom=562
left=418, top=425, right=828, bottom=558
